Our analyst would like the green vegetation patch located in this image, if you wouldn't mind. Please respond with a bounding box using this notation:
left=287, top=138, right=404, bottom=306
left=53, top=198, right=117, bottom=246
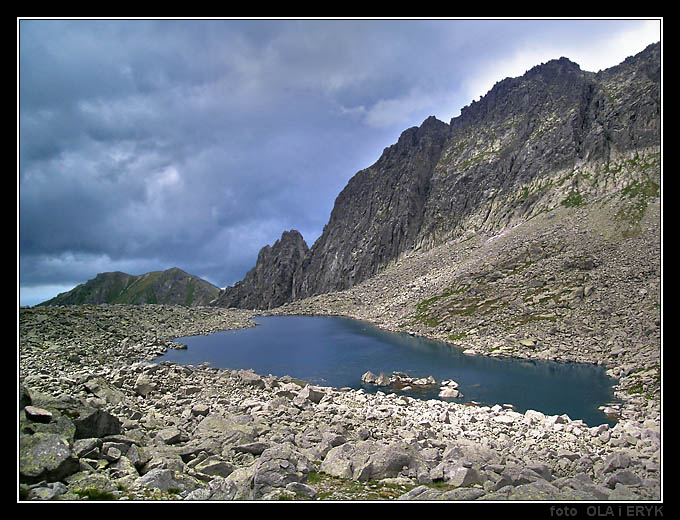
left=615, top=174, right=660, bottom=237
left=184, top=280, right=196, bottom=306
left=73, top=487, right=118, bottom=501
left=561, top=191, right=585, bottom=208
left=308, top=471, right=415, bottom=500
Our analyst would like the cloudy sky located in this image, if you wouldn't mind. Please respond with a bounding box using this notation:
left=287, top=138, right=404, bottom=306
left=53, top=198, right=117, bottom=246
left=18, top=18, right=661, bottom=306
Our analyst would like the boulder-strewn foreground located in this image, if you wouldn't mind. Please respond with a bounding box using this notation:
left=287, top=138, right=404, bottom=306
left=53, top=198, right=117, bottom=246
left=19, top=299, right=660, bottom=501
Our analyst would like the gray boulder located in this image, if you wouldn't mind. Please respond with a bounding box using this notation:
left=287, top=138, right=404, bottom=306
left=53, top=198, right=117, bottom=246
left=432, top=462, right=483, bottom=487
left=194, top=456, right=236, bottom=478
left=601, top=451, right=631, bottom=474
left=320, top=440, right=422, bottom=482
left=134, top=468, right=184, bottom=492
left=490, top=464, right=549, bottom=491
left=185, top=478, right=239, bottom=501
left=398, top=485, right=445, bottom=501
left=134, top=373, right=156, bottom=396
left=251, top=444, right=313, bottom=499
left=189, top=413, right=258, bottom=453
left=237, top=369, right=266, bottom=389
left=293, top=385, right=326, bottom=408
left=71, top=406, right=122, bottom=439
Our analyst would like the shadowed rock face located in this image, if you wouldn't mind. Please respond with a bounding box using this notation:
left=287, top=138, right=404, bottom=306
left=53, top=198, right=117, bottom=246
left=294, top=115, right=451, bottom=298
left=214, top=230, right=309, bottom=310
left=218, top=43, right=660, bottom=310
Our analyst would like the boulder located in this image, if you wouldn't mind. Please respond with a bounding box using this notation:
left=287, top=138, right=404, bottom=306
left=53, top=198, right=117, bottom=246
left=435, top=463, right=483, bottom=487
left=601, top=451, right=631, bottom=474
left=320, top=440, right=421, bottom=482
left=293, top=385, right=326, bottom=407
left=134, top=468, right=184, bottom=492
left=24, top=405, right=53, bottom=424
left=194, top=456, right=235, bottom=478
left=398, top=485, right=445, bottom=501
left=238, top=369, right=266, bottom=389
left=185, top=478, right=239, bottom=501
left=361, top=371, right=391, bottom=387
left=134, top=373, right=156, bottom=396
left=156, top=426, right=183, bottom=445
left=438, top=387, right=461, bottom=399
left=72, top=407, right=122, bottom=439
left=19, top=432, right=80, bottom=484
left=251, top=445, right=313, bottom=499
left=192, top=413, right=258, bottom=447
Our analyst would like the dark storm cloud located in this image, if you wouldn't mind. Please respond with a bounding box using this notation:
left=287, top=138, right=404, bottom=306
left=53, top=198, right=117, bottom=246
left=18, top=18, right=661, bottom=305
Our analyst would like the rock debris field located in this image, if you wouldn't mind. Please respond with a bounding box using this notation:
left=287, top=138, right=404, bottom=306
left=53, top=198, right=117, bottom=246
left=19, top=298, right=660, bottom=501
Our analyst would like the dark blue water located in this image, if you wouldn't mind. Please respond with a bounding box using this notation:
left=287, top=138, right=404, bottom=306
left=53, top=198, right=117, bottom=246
left=155, top=315, right=619, bottom=426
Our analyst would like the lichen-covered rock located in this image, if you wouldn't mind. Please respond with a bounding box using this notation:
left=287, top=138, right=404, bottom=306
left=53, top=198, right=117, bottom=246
left=19, top=432, right=79, bottom=484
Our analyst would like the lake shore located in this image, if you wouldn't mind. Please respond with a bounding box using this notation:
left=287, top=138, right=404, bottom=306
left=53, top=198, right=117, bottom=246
left=159, top=314, right=621, bottom=428
left=19, top=303, right=661, bottom=501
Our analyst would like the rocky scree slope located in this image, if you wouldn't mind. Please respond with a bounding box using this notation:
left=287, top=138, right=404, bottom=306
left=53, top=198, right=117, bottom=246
left=39, top=267, right=220, bottom=307
left=218, top=42, right=660, bottom=310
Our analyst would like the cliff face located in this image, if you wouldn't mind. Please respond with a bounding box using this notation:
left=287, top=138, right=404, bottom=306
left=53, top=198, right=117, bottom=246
left=39, top=267, right=220, bottom=307
left=418, top=45, right=661, bottom=248
left=294, top=116, right=451, bottom=297
left=214, top=230, right=309, bottom=309
left=219, top=43, right=661, bottom=310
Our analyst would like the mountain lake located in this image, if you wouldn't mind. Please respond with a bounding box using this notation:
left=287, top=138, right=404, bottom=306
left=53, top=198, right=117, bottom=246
left=154, top=315, right=620, bottom=426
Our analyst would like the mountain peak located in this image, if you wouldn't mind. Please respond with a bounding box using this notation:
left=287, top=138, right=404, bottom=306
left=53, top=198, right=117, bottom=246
left=526, top=56, right=581, bottom=76
left=213, top=229, right=309, bottom=310
left=39, top=267, right=219, bottom=307
left=216, top=44, right=660, bottom=310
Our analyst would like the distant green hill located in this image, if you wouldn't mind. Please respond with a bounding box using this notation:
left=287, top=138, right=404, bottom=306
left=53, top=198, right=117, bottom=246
left=38, top=267, right=220, bottom=307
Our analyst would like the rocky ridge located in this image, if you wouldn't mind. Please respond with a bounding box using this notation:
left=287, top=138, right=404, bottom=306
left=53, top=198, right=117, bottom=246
left=272, top=168, right=661, bottom=419
left=219, top=43, right=660, bottom=310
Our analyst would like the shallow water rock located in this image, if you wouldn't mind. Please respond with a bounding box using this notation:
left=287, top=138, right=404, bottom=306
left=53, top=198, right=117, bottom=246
left=438, top=387, right=461, bottom=399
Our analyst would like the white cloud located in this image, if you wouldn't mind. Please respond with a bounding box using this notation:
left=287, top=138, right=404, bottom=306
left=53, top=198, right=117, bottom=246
left=150, top=164, right=182, bottom=191
left=573, top=19, right=660, bottom=72
left=19, top=18, right=662, bottom=300
left=361, top=88, right=435, bottom=129
left=461, top=19, right=661, bottom=106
